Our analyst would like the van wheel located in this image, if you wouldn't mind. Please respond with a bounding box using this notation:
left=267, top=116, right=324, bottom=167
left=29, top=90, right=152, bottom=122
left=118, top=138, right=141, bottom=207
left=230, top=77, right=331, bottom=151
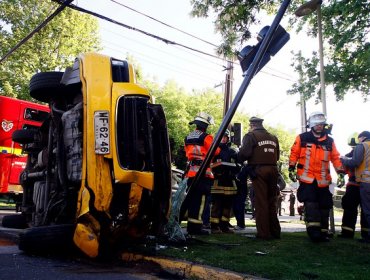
left=1, top=214, right=28, bottom=229
left=19, top=224, right=75, bottom=254
left=29, top=72, right=64, bottom=103
left=12, top=129, right=35, bottom=144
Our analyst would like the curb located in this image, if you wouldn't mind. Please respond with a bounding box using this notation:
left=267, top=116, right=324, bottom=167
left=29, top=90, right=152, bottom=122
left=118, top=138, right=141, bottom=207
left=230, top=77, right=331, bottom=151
left=122, top=252, right=265, bottom=280
left=0, top=226, right=23, bottom=243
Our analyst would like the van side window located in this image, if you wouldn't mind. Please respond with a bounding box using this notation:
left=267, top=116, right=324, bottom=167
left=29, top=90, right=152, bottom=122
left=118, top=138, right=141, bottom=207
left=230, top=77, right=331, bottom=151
left=24, top=108, right=49, bottom=122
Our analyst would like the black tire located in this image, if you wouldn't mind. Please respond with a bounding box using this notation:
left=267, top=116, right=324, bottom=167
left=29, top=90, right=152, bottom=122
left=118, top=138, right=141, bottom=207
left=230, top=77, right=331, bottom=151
left=29, top=72, right=64, bottom=102
left=18, top=224, right=75, bottom=254
left=12, top=129, right=35, bottom=144
left=1, top=214, right=28, bottom=229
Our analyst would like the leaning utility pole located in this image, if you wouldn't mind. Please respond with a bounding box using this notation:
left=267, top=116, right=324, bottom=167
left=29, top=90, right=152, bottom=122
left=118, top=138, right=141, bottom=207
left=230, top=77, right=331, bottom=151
left=223, top=60, right=234, bottom=116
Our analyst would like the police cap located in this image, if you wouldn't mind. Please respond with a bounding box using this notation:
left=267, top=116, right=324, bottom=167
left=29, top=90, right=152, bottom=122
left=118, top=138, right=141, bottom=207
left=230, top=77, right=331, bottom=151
left=358, top=131, right=370, bottom=140
left=249, top=116, right=264, bottom=124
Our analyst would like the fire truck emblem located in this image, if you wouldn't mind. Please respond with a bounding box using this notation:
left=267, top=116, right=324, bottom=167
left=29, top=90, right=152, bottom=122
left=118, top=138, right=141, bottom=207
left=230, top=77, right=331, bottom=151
left=1, top=119, right=14, bottom=132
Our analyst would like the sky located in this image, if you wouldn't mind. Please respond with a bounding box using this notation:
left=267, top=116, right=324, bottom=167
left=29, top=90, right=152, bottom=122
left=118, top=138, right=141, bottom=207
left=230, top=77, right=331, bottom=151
left=76, top=0, right=368, bottom=155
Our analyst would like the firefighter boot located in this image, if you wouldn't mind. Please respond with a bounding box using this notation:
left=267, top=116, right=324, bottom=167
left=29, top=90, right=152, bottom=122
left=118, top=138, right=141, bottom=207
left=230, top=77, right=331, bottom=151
left=220, top=221, right=234, bottom=234
left=211, top=223, right=222, bottom=234
left=187, top=222, right=209, bottom=235
left=319, top=209, right=331, bottom=242
left=305, top=202, right=322, bottom=242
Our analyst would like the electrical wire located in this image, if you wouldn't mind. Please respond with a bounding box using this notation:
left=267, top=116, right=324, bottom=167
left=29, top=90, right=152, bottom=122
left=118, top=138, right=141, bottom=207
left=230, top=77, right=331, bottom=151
left=53, top=0, right=229, bottom=62
left=109, top=0, right=219, bottom=48
left=0, top=0, right=73, bottom=63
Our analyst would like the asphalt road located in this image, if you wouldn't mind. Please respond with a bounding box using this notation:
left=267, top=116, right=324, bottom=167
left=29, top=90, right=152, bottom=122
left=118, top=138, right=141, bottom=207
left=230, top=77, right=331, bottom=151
left=0, top=209, right=180, bottom=280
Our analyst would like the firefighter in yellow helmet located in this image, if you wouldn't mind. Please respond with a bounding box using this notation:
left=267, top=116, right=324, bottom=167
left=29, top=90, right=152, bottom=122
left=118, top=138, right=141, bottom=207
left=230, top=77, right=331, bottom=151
left=339, top=133, right=368, bottom=239
left=341, top=131, right=370, bottom=243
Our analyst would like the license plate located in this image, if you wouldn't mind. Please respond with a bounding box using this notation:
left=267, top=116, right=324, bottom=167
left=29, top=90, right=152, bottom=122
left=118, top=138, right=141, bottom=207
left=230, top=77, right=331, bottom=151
left=94, top=111, right=110, bottom=154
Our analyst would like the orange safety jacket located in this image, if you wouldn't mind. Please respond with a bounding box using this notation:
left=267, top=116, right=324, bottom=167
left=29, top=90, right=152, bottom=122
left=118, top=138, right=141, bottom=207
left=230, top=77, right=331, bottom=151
left=289, top=131, right=343, bottom=187
left=184, top=130, right=220, bottom=179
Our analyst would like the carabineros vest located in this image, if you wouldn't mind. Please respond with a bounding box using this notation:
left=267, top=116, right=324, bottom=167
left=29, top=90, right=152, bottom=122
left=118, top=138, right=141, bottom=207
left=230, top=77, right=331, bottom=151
left=248, top=130, right=278, bottom=165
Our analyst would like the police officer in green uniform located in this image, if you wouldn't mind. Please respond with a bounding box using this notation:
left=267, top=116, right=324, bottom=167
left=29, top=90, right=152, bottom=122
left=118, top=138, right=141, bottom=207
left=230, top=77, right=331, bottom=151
left=237, top=117, right=281, bottom=239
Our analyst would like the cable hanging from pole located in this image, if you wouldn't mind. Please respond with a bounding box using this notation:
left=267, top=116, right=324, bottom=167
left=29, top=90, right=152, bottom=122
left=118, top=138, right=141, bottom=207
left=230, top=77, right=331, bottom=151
left=0, top=0, right=73, bottom=64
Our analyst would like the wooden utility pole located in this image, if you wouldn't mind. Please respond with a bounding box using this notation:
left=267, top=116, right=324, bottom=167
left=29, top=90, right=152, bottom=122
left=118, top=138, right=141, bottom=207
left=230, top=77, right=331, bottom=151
left=223, top=60, right=234, bottom=116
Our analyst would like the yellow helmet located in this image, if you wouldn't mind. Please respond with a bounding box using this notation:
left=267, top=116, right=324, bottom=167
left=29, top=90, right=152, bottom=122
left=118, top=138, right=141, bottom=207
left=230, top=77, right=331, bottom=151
left=347, top=132, right=358, bottom=147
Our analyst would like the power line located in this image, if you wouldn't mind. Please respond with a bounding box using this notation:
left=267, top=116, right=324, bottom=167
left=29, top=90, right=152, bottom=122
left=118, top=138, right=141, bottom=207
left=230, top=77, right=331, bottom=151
left=0, top=0, right=295, bottom=85
left=86, top=2, right=295, bottom=82
left=0, top=0, right=73, bottom=63
left=101, top=26, right=225, bottom=70
left=54, top=0, right=228, bottom=62
left=109, top=0, right=219, bottom=48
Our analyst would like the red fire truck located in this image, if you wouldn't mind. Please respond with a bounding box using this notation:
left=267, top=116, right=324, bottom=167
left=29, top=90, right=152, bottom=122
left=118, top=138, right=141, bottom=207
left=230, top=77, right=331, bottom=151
left=0, top=95, right=49, bottom=207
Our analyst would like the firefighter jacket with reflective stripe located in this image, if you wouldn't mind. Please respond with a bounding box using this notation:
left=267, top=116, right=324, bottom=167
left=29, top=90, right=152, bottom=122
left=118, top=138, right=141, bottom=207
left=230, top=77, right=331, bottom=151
left=211, top=143, right=239, bottom=195
left=289, top=131, right=343, bottom=187
left=238, top=128, right=280, bottom=165
left=184, top=130, right=219, bottom=179
left=355, top=141, right=370, bottom=183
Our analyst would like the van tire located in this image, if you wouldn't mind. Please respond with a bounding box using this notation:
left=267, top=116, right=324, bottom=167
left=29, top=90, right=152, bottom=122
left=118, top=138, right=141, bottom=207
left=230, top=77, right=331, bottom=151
left=29, top=72, right=64, bottom=103
left=12, top=129, right=35, bottom=144
left=18, top=224, right=75, bottom=253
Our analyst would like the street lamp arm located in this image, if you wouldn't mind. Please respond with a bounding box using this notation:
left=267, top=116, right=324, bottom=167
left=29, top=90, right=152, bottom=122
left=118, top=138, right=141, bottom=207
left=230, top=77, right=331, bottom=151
left=295, top=0, right=322, bottom=17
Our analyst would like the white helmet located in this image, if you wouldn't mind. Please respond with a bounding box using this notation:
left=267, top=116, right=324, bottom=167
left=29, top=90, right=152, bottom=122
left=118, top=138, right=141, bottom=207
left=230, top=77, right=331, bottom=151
left=189, top=112, right=215, bottom=126
left=308, top=111, right=326, bottom=129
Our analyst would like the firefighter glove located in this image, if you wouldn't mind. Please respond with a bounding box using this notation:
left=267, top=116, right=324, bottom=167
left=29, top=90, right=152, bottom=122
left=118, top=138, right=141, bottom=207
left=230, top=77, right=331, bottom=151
left=288, top=166, right=297, bottom=182
left=337, top=173, right=345, bottom=188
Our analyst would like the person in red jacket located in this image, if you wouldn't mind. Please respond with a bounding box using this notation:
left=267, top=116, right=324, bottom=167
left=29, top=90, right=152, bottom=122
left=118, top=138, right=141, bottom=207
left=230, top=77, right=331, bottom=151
left=181, top=112, right=219, bottom=235
left=289, top=111, right=344, bottom=242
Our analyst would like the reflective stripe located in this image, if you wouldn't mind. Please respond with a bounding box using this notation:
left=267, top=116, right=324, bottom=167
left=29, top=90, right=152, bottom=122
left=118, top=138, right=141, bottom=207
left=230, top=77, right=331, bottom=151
left=317, top=178, right=330, bottom=186
left=221, top=216, right=229, bottom=222
left=210, top=217, right=219, bottom=223
left=321, top=228, right=328, bottom=233
left=188, top=218, right=202, bottom=224
left=306, top=222, right=321, bottom=227
left=362, top=227, right=369, bottom=232
left=186, top=165, right=214, bottom=178
left=198, top=195, right=206, bottom=222
left=356, top=142, right=370, bottom=183
left=342, top=226, right=354, bottom=232
left=0, top=146, right=23, bottom=155
left=211, top=180, right=237, bottom=195
left=301, top=144, right=312, bottom=181
left=299, top=174, right=314, bottom=182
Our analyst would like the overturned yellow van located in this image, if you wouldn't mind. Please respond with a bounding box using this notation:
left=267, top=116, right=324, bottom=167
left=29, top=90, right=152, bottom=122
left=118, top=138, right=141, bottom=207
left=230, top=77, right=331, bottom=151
left=3, top=53, right=172, bottom=258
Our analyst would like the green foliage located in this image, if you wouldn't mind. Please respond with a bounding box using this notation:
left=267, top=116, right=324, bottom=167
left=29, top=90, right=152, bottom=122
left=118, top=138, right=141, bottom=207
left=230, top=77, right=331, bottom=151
left=289, top=0, right=370, bottom=101
left=0, top=0, right=101, bottom=100
left=268, top=124, right=296, bottom=181
left=190, top=0, right=370, bottom=101
left=142, top=77, right=296, bottom=172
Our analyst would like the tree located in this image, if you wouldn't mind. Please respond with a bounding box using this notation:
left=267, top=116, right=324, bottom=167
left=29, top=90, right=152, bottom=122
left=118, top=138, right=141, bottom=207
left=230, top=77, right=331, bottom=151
left=190, top=0, right=369, bottom=101
left=141, top=76, right=296, bottom=172
left=0, top=0, right=101, bottom=100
